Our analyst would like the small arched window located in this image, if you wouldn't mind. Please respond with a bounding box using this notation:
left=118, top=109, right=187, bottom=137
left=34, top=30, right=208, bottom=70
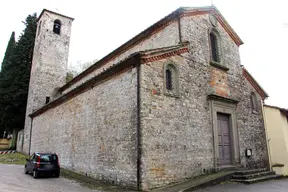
left=209, top=29, right=221, bottom=63
left=53, top=20, right=61, bottom=35
left=45, top=96, right=50, bottom=104
left=164, top=63, right=179, bottom=97
left=251, top=92, right=258, bottom=112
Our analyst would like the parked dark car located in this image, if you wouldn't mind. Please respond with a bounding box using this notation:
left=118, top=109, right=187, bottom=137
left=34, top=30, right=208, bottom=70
left=24, top=152, right=60, bottom=178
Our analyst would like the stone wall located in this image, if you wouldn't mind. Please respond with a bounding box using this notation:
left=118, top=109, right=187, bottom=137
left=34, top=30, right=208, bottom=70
left=140, top=55, right=214, bottom=190
left=183, top=13, right=268, bottom=170
left=237, top=76, right=269, bottom=168
left=31, top=68, right=138, bottom=188
left=62, top=21, right=180, bottom=94
left=139, top=13, right=268, bottom=189
left=23, top=11, right=73, bottom=154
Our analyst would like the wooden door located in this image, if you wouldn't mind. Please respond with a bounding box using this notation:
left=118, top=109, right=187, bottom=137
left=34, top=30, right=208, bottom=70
left=217, top=113, right=232, bottom=165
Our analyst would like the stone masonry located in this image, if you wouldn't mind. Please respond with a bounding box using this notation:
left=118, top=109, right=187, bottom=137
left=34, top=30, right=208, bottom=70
left=23, top=10, right=73, bottom=154
left=139, top=12, right=268, bottom=189
left=22, top=6, right=269, bottom=191
left=31, top=68, right=138, bottom=187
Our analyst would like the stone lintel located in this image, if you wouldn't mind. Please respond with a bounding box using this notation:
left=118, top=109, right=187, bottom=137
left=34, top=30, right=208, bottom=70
left=210, top=61, right=229, bottom=71
left=208, top=94, right=239, bottom=104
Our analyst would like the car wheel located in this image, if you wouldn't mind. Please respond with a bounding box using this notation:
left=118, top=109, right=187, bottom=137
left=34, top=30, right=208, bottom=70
left=24, top=167, right=28, bottom=174
left=33, top=170, right=38, bottom=179
left=54, top=172, right=60, bottom=178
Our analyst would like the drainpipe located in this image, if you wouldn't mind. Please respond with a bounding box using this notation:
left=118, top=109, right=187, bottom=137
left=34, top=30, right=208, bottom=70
left=261, top=100, right=272, bottom=171
left=177, top=12, right=182, bottom=43
left=28, top=117, right=33, bottom=156
left=136, top=60, right=142, bottom=191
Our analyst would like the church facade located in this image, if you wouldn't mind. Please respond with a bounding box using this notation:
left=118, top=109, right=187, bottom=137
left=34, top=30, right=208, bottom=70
left=19, top=6, right=269, bottom=190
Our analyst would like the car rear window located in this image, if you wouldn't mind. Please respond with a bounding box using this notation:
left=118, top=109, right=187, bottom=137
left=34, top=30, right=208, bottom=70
left=39, top=154, right=58, bottom=162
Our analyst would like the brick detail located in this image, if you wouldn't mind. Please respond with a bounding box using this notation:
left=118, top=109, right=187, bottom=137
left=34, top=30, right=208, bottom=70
left=140, top=47, right=189, bottom=64
left=59, top=19, right=177, bottom=93
left=180, top=9, right=242, bottom=46
left=210, top=67, right=229, bottom=97
left=179, top=10, right=209, bottom=18
left=31, top=44, right=188, bottom=118
left=211, top=10, right=242, bottom=46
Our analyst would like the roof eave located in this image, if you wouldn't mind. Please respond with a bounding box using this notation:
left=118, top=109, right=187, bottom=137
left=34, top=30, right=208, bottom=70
left=264, top=104, right=288, bottom=116
left=243, top=67, right=269, bottom=99
left=210, top=6, right=244, bottom=46
left=59, top=6, right=243, bottom=92
left=30, top=43, right=189, bottom=118
left=180, top=6, right=244, bottom=46
left=59, top=8, right=182, bottom=92
left=37, top=9, right=75, bottom=22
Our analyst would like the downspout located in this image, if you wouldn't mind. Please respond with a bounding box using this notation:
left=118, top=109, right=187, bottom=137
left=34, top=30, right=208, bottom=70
left=136, top=59, right=142, bottom=191
left=177, top=12, right=182, bottom=43
left=28, top=117, right=33, bottom=156
left=261, top=100, right=272, bottom=170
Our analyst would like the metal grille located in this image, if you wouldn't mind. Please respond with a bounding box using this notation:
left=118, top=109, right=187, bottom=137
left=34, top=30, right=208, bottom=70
left=166, top=69, right=173, bottom=90
left=210, top=33, right=220, bottom=63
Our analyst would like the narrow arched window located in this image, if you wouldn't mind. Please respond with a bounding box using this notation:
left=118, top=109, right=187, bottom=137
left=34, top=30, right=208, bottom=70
left=251, top=92, right=258, bottom=112
left=166, top=69, right=173, bottom=90
left=164, top=63, right=179, bottom=97
left=45, top=96, right=50, bottom=104
left=210, top=32, right=220, bottom=63
left=53, top=20, right=61, bottom=35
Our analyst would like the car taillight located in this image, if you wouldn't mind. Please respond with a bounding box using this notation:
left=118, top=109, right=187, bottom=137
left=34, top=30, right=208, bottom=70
left=36, top=155, right=40, bottom=168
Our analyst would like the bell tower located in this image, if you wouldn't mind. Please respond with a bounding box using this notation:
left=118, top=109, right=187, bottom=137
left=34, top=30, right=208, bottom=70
left=23, top=9, right=74, bottom=154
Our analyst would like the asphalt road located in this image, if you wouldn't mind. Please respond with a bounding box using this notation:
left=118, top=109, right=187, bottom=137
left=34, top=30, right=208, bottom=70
left=0, top=164, right=98, bottom=192
left=197, top=179, right=288, bottom=192
left=2, top=163, right=288, bottom=192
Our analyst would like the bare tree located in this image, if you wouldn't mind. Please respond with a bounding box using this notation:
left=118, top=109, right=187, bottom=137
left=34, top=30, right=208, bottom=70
left=66, top=59, right=98, bottom=83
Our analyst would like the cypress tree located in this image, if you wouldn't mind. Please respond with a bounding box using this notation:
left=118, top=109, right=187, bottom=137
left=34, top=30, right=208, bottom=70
left=1, top=32, right=16, bottom=72
left=0, top=14, right=37, bottom=141
left=0, top=32, right=16, bottom=136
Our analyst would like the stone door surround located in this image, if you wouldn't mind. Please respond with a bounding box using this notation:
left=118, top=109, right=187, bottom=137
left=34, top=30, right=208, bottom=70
left=209, top=94, right=240, bottom=169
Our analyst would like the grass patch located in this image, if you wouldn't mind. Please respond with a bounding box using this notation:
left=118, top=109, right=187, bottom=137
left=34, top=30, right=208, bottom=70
left=0, top=152, right=28, bottom=165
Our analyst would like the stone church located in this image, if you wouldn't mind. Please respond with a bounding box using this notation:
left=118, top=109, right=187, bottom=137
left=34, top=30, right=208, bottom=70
left=18, top=6, right=269, bottom=191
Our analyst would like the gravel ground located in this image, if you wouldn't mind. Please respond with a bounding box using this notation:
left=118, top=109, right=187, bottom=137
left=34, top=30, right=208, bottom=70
left=0, top=164, right=98, bottom=192
left=196, top=179, right=288, bottom=192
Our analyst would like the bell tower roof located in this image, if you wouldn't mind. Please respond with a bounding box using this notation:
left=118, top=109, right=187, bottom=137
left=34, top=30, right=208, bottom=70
left=37, top=9, right=74, bottom=22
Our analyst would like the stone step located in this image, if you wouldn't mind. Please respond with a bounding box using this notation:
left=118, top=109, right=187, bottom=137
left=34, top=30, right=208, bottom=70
left=232, top=171, right=275, bottom=179
left=231, top=174, right=283, bottom=184
left=151, top=170, right=236, bottom=192
left=234, top=168, right=268, bottom=175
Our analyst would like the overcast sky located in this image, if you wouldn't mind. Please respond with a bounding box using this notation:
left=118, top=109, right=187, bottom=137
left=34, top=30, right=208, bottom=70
left=1, top=0, right=287, bottom=108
